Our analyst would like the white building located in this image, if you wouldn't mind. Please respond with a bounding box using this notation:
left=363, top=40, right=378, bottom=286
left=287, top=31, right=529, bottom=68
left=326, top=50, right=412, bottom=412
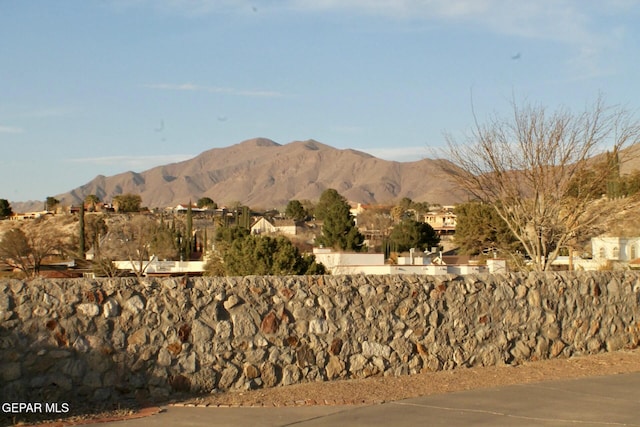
left=546, top=236, right=640, bottom=271
left=312, top=248, right=505, bottom=276
left=113, top=257, right=204, bottom=276
left=313, top=248, right=385, bottom=271
left=591, top=237, right=640, bottom=262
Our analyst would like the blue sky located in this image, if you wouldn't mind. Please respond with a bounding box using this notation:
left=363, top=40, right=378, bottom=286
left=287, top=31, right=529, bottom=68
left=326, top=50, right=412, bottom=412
left=1, top=0, right=639, bottom=203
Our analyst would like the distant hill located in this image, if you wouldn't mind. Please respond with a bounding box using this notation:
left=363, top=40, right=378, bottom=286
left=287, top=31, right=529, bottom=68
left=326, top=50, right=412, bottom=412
left=22, top=138, right=469, bottom=211
left=12, top=138, right=640, bottom=213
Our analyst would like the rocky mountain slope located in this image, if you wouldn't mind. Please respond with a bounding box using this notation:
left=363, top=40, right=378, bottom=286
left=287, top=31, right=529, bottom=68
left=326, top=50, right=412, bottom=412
left=52, top=138, right=466, bottom=209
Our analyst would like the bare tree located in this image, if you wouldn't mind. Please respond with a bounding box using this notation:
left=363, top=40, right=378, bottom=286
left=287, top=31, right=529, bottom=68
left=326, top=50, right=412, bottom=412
left=0, top=222, right=68, bottom=277
left=101, top=215, right=155, bottom=277
left=98, top=214, right=178, bottom=278
left=441, top=97, right=640, bottom=271
left=0, top=229, right=33, bottom=276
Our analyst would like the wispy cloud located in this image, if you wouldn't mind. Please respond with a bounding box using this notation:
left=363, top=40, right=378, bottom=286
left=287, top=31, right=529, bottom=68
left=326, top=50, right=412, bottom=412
left=287, top=1, right=627, bottom=41
left=67, top=154, right=194, bottom=170
left=111, top=0, right=637, bottom=49
left=0, top=126, right=24, bottom=134
left=122, top=1, right=635, bottom=79
left=145, top=83, right=284, bottom=98
left=286, top=0, right=637, bottom=79
left=106, top=0, right=257, bottom=16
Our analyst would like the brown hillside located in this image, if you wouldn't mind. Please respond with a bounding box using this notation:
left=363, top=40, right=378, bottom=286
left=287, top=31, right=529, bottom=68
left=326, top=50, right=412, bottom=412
left=54, top=138, right=466, bottom=209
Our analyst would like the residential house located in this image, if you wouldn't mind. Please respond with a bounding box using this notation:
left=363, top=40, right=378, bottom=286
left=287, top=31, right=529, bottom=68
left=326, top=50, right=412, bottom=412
left=251, top=217, right=301, bottom=236
left=424, top=207, right=457, bottom=235
left=9, top=211, right=51, bottom=221
left=591, top=236, right=640, bottom=266
left=591, top=236, right=640, bottom=262
left=251, top=217, right=277, bottom=234
left=546, top=236, right=640, bottom=271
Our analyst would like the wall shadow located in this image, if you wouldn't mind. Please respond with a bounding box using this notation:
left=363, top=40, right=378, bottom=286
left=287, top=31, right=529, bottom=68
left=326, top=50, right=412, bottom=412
left=0, top=323, right=176, bottom=426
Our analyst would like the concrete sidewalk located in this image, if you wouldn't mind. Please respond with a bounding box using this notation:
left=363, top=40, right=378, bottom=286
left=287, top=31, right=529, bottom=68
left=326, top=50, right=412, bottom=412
left=86, top=372, right=640, bottom=426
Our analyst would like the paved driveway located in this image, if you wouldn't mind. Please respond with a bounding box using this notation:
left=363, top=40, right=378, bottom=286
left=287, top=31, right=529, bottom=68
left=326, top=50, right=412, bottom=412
left=86, top=372, right=640, bottom=426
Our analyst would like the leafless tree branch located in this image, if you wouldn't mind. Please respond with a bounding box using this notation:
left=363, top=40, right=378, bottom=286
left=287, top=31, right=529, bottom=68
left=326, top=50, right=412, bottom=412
left=441, top=96, right=640, bottom=271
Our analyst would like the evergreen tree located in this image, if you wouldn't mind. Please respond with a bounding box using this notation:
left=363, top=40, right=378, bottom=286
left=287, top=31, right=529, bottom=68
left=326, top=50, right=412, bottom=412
left=606, top=150, right=622, bottom=199
left=454, top=202, right=522, bottom=256
left=196, top=197, right=217, bottom=209
left=186, top=202, right=193, bottom=259
left=45, top=196, right=60, bottom=212
left=0, top=199, right=12, bottom=218
left=388, top=219, right=439, bottom=253
left=213, top=225, right=250, bottom=256
left=622, top=170, right=640, bottom=196
left=315, top=189, right=364, bottom=251
left=285, top=200, right=308, bottom=221
left=222, top=235, right=325, bottom=276
left=215, top=225, right=249, bottom=243
left=113, top=193, right=142, bottom=212
left=78, top=203, right=85, bottom=258
left=235, top=206, right=251, bottom=229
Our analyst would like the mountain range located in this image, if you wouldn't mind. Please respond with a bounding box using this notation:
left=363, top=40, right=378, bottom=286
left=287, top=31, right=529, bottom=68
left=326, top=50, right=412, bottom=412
left=21, top=138, right=468, bottom=211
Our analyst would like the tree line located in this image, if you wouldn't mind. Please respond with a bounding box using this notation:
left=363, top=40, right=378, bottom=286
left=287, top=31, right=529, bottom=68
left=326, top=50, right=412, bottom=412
left=0, top=188, right=441, bottom=278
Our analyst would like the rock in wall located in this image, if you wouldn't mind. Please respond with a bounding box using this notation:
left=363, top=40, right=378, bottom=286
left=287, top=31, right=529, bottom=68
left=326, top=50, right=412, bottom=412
left=2, top=271, right=640, bottom=410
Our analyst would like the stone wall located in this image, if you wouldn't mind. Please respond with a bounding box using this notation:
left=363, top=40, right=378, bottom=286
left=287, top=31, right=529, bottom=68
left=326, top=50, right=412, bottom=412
left=2, top=272, right=640, bottom=408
